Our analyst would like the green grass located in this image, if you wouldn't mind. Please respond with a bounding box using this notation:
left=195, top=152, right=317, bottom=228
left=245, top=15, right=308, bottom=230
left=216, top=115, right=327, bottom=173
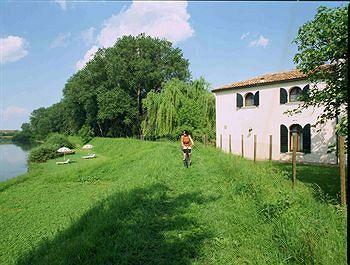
left=0, top=138, right=346, bottom=265
left=272, top=162, right=343, bottom=204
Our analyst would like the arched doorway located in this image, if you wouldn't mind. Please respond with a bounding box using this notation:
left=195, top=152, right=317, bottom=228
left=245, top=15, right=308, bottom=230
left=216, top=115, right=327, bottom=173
left=289, top=124, right=303, bottom=151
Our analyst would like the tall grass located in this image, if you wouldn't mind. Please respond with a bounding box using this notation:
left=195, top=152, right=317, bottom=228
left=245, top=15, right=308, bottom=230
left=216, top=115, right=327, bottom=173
left=0, top=138, right=346, bottom=265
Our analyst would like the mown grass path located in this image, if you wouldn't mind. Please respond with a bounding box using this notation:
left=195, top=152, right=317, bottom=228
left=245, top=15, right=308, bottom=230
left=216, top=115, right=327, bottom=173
left=0, top=138, right=346, bottom=265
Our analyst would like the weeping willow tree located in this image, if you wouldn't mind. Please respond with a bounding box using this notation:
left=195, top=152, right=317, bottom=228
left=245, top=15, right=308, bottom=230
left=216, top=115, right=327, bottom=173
left=142, top=78, right=215, bottom=140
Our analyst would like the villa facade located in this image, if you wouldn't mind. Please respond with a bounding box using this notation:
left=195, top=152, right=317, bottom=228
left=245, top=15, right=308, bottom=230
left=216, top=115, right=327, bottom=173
left=212, top=69, right=337, bottom=164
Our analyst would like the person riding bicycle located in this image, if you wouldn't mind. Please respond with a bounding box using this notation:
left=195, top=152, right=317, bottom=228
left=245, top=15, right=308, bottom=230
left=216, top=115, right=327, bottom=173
left=180, top=130, right=194, bottom=164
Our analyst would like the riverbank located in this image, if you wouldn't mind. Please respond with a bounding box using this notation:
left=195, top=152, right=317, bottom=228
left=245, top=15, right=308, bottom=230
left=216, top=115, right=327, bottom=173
left=0, top=137, right=346, bottom=265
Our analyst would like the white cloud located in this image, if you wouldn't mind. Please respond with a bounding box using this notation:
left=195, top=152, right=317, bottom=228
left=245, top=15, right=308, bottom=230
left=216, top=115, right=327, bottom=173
left=240, top=32, right=250, bottom=40
left=76, top=45, right=99, bottom=70
left=1, top=106, right=29, bottom=121
left=50, top=32, right=71, bottom=48
left=80, top=27, right=95, bottom=46
left=54, top=0, right=67, bottom=10
left=97, top=1, right=194, bottom=47
left=0, top=36, right=28, bottom=64
left=249, top=35, right=270, bottom=48
left=76, top=1, right=194, bottom=70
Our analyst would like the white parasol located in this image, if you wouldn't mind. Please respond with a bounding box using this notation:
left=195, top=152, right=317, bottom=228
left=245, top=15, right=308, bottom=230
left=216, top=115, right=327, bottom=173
left=82, top=144, right=93, bottom=149
left=57, top=147, right=72, bottom=161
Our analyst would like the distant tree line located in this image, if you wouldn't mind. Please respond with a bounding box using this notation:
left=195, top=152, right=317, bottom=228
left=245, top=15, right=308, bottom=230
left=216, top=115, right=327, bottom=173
left=13, top=34, right=215, bottom=143
left=0, top=130, right=18, bottom=138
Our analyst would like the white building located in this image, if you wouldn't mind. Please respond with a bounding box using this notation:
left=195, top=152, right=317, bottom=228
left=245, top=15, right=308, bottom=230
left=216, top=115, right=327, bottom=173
left=212, top=69, right=337, bottom=164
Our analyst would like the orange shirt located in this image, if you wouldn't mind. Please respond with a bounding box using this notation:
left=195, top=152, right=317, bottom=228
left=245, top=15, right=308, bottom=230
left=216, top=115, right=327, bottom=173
left=181, top=135, right=192, bottom=147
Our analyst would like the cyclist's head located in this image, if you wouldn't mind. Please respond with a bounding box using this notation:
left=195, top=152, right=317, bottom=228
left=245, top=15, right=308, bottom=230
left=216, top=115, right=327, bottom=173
left=182, top=130, right=188, bottom=136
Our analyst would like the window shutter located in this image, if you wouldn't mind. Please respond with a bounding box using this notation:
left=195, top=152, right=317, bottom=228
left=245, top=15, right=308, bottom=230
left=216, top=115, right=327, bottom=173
left=280, top=124, right=288, bottom=153
left=302, top=84, right=310, bottom=100
left=280, top=88, right=287, bottom=104
left=254, top=91, right=259, bottom=106
left=236, top=93, right=243, bottom=108
left=303, top=124, right=311, bottom=153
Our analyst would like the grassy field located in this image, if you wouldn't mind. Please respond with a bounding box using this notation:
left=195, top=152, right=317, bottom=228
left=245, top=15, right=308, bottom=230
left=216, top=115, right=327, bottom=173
left=272, top=162, right=342, bottom=204
left=0, top=138, right=346, bottom=265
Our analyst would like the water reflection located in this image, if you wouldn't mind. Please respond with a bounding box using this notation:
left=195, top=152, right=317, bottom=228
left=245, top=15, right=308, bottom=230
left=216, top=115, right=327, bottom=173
left=0, top=141, right=32, bottom=181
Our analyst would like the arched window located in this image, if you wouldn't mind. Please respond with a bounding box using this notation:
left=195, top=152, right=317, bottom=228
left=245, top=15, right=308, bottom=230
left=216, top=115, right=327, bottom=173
left=289, top=86, right=302, bottom=102
left=289, top=124, right=303, bottom=151
left=245, top=93, right=254, bottom=106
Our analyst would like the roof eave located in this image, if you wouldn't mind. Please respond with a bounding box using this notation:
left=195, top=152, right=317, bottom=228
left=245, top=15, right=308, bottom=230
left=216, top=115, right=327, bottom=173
left=211, top=76, right=308, bottom=93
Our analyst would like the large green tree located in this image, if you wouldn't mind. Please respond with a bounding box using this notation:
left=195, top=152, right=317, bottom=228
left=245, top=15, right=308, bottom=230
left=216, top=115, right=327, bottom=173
left=293, top=5, right=348, bottom=135
left=62, top=34, right=190, bottom=137
left=104, top=34, right=190, bottom=129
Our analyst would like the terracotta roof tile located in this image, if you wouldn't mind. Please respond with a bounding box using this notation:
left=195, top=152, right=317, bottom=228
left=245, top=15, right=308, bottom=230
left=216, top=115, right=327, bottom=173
left=212, top=69, right=307, bottom=93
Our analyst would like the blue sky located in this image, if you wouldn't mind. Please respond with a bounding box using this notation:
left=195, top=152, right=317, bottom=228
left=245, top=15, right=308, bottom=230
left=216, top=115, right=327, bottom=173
left=0, top=0, right=345, bottom=129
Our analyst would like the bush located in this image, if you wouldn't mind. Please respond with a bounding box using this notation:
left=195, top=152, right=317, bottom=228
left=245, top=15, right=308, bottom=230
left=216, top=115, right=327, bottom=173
left=29, top=134, right=74, bottom=163
left=45, top=133, right=74, bottom=149
left=29, top=144, right=63, bottom=163
left=78, top=125, right=94, bottom=144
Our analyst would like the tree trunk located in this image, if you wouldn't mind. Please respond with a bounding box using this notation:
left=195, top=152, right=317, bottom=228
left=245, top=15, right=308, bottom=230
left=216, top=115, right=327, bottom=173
left=137, top=87, right=143, bottom=135
left=137, top=88, right=142, bottom=116
left=97, top=122, right=103, bottom=137
left=338, top=136, right=346, bottom=207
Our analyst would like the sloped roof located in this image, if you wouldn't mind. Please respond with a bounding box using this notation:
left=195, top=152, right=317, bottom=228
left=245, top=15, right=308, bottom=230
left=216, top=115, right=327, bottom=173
left=212, top=69, right=308, bottom=93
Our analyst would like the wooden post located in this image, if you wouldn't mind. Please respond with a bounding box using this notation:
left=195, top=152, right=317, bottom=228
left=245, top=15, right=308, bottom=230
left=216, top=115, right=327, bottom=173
left=269, top=135, right=272, bottom=161
left=338, top=136, right=346, bottom=207
left=220, top=134, right=222, bottom=149
left=292, top=134, right=297, bottom=189
left=254, top=135, right=257, bottom=162
left=241, top=134, right=244, bottom=158
left=229, top=134, right=232, bottom=153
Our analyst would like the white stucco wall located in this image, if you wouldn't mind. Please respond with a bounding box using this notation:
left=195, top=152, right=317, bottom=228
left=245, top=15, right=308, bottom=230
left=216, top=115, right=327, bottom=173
left=214, top=80, right=337, bottom=164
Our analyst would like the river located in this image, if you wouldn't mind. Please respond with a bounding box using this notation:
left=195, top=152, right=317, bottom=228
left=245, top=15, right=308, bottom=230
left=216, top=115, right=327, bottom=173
left=0, top=141, right=31, bottom=181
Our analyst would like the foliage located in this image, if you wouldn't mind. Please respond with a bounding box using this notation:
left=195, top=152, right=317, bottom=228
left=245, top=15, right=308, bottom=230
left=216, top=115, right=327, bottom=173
left=0, top=138, right=346, bottom=264
left=293, top=6, right=348, bottom=135
left=61, top=34, right=190, bottom=137
left=96, top=87, right=138, bottom=137
left=142, top=78, right=215, bottom=141
left=28, top=134, right=74, bottom=163
left=26, top=102, right=69, bottom=141
left=45, top=133, right=75, bottom=149
left=12, top=123, right=34, bottom=144
left=78, top=125, right=94, bottom=144
left=28, top=144, right=63, bottom=163
left=17, top=34, right=190, bottom=139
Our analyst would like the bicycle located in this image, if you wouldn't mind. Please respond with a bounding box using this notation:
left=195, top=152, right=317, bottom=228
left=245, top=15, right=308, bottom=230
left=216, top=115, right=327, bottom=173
left=183, top=147, right=191, bottom=168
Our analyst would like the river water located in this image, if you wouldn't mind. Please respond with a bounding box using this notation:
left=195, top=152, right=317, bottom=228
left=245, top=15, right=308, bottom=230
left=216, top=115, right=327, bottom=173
left=0, top=142, right=30, bottom=181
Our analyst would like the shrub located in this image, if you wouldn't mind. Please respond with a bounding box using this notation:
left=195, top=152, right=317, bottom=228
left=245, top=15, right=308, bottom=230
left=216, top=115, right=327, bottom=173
left=45, top=133, right=74, bottom=149
left=29, top=133, right=74, bottom=163
left=29, top=144, right=63, bottom=163
left=78, top=125, right=94, bottom=144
